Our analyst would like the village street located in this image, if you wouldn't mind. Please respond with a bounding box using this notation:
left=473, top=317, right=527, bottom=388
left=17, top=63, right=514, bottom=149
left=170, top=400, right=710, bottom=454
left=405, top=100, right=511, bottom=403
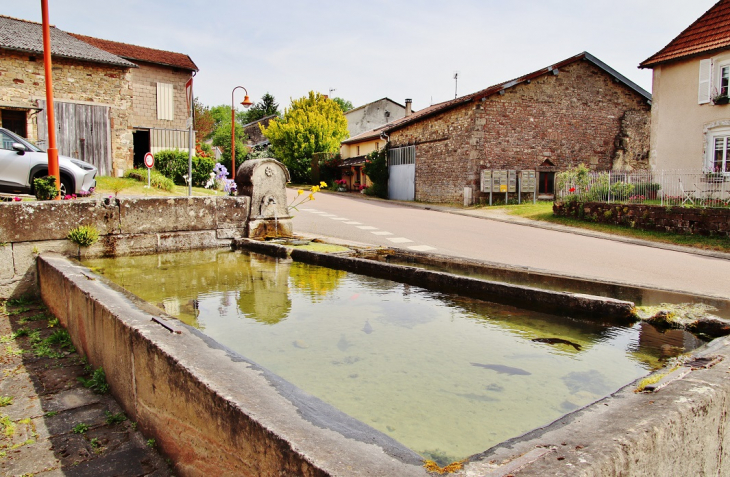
left=288, top=190, right=730, bottom=300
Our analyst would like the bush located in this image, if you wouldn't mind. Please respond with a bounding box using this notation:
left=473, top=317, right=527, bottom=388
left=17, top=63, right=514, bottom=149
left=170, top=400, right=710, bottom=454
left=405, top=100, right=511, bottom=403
left=153, top=150, right=215, bottom=187
left=363, top=148, right=388, bottom=198
left=67, top=225, right=99, bottom=247
left=33, top=176, right=59, bottom=201
left=125, top=168, right=175, bottom=191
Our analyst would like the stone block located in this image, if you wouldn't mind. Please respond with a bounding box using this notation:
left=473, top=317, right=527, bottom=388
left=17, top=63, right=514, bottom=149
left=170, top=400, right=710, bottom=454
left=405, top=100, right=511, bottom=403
left=80, top=233, right=159, bottom=259
left=215, top=196, right=250, bottom=230
left=13, top=240, right=78, bottom=277
left=157, top=231, right=228, bottom=252
left=0, top=244, right=13, bottom=280
left=119, top=197, right=216, bottom=234
left=0, top=200, right=119, bottom=242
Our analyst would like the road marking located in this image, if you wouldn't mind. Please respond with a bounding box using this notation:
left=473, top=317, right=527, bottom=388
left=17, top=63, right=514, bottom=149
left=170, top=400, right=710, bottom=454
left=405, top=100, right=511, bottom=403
left=357, top=226, right=378, bottom=230
left=408, top=245, right=436, bottom=252
left=387, top=237, right=414, bottom=243
left=371, top=231, right=393, bottom=236
left=304, top=209, right=325, bottom=214
left=345, top=221, right=362, bottom=225
left=330, top=217, right=349, bottom=221
left=320, top=214, right=337, bottom=217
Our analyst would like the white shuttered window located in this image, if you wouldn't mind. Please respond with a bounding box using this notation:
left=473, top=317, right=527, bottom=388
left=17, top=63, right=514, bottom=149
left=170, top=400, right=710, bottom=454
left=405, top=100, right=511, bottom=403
left=157, top=83, right=174, bottom=120
left=698, top=59, right=712, bottom=104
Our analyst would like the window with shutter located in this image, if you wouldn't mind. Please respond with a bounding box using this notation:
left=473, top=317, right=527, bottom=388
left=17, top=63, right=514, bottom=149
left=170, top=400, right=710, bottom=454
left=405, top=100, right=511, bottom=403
left=156, top=83, right=174, bottom=120
left=699, top=59, right=712, bottom=104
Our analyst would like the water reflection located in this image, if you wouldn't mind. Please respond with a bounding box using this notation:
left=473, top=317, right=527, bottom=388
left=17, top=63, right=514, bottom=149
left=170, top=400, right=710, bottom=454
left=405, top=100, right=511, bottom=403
left=83, top=250, right=708, bottom=462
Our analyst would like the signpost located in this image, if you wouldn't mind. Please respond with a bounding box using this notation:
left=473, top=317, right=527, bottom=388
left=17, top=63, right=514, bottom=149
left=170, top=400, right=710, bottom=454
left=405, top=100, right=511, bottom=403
left=144, top=152, right=154, bottom=188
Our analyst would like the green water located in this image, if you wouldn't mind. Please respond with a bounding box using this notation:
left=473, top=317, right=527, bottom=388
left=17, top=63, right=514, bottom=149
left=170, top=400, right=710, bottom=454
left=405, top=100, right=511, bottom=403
left=83, top=250, right=705, bottom=464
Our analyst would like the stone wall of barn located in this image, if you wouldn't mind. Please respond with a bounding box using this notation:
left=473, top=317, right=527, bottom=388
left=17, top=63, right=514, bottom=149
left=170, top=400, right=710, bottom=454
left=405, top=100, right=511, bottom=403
left=389, top=60, right=651, bottom=203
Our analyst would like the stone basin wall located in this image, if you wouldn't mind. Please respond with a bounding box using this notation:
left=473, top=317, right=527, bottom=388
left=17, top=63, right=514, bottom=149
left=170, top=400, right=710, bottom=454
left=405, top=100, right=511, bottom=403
left=0, top=197, right=250, bottom=299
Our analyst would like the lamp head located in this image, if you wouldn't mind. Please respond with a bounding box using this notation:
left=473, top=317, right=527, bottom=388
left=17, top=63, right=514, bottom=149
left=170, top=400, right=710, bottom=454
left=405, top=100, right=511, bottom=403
left=241, top=95, right=253, bottom=108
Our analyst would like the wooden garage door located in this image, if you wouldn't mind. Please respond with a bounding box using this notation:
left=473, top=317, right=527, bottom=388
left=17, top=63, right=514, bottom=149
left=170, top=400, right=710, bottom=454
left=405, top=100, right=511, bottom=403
left=37, top=100, right=112, bottom=175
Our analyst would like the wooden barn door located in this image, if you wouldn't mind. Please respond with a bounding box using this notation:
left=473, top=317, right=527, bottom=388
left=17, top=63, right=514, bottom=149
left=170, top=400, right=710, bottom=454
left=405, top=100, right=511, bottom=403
left=37, top=101, right=112, bottom=175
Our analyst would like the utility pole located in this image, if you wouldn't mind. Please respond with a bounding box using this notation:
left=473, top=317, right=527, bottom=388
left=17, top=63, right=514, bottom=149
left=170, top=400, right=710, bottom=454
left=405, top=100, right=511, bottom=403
left=454, top=72, right=459, bottom=99
left=329, top=88, right=336, bottom=98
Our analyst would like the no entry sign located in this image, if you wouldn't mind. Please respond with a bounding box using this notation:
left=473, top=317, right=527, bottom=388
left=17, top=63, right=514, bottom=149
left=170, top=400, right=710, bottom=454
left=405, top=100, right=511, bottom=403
left=144, top=152, right=154, bottom=169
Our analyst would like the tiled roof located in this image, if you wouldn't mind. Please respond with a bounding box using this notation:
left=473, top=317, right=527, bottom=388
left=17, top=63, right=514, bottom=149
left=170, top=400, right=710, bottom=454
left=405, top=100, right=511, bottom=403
left=641, top=0, right=730, bottom=68
left=0, top=15, right=136, bottom=68
left=343, top=52, right=650, bottom=144
left=340, top=156, right=367, bottom=167
left=69, top=33, right=198, bottom=71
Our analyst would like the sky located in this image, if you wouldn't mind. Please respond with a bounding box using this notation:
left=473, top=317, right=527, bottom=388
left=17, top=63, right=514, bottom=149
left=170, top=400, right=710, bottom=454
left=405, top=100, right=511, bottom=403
left=3, top=1, right=720, bottom=112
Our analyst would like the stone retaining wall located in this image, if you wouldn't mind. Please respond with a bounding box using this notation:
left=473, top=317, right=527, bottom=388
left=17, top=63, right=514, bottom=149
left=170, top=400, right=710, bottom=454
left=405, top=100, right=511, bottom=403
left=0, top=197, right=249, bottom=299
left=554, top=200, right=730, bottom=237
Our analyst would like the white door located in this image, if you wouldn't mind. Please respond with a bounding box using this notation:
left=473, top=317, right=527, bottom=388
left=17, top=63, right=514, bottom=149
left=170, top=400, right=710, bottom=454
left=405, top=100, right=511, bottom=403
left=388, top=146, right=415, bottom=201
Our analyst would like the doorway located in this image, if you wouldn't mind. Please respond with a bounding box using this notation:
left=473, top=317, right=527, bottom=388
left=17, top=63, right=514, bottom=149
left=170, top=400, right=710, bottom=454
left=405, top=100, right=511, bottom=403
left=133, top=130, right=151, bottom=168
left=538, top=171, right=555, bottom=195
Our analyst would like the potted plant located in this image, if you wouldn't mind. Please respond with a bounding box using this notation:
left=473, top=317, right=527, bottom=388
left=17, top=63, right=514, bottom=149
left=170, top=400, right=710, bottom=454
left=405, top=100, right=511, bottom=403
left=335, top=179, right=348, bottom=192
left=711, top=89, right=729, bottom=105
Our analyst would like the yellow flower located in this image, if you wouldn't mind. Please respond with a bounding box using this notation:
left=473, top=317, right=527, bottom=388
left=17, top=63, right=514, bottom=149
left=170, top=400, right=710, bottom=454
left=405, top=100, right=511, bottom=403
left=297, top=189, right=304, bottom=195
left=309, top=194, right=315, bottom=200
left=310, top=185, right=320, bottom=193
left=319, top=181, right=328, bottom=188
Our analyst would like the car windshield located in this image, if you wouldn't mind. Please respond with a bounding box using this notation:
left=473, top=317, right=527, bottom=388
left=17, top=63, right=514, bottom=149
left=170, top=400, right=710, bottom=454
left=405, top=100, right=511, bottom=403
left=1, top=129, right=43, bottom=152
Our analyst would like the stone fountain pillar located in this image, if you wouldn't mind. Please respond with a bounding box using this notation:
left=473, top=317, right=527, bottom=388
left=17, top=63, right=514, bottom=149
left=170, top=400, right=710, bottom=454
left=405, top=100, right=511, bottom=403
left=234, top=158, right=293, bottom=239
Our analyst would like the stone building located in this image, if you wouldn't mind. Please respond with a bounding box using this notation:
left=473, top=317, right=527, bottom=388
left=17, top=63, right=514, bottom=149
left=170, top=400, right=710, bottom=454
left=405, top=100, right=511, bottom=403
left=344, top=97, right=408, bottom=137
left=0, top=15, right=197, bottom=176
left=352, top=52, right=652, bottom=203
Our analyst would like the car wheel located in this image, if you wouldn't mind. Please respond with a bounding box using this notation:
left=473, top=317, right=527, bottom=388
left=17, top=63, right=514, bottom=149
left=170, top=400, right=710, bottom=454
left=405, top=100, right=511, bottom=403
left=60, top=177, right=72, bottom=196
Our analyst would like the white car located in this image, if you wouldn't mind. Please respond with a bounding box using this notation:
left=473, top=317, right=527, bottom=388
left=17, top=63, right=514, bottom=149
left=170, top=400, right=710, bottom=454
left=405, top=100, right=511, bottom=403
left=0, top=127, right=97, bottom=196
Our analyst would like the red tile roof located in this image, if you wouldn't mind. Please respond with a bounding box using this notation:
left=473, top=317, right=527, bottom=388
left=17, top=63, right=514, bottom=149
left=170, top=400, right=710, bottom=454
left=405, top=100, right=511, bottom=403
left=641, top=0, right=730, bottom=68
left=69, top=33, right=198, bottom=71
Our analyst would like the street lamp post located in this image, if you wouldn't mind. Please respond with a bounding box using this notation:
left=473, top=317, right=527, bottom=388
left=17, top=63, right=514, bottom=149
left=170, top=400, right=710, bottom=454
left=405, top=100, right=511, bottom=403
left=231, top=86, right=253, bottom=180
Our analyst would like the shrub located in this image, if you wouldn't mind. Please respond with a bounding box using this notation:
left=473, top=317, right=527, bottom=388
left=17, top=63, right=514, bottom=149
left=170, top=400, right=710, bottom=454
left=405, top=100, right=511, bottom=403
left=67, top=225, right=99, bottom=247
left=153, top=150, right=216, bottom=187
left=363, top=148, right=388, bottom=198
left=33, top=176, right=59, bottom=201
left=125, top=168, right=175, bottom=191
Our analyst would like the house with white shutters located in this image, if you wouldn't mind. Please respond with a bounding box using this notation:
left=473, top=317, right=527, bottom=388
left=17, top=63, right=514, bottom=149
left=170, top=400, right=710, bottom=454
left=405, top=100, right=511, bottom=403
left=640, top=0, right=730, bottom=173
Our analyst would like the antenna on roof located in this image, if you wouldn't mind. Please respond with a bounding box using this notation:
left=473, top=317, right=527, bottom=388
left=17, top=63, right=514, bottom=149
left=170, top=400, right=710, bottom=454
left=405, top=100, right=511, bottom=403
left=454, top=72, right=459, bottom=99
left=329, top=88, right=336, bottom=98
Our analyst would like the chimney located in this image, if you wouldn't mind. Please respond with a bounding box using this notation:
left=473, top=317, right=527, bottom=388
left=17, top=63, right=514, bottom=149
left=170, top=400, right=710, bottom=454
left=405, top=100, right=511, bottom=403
left=405, top=99, right=412, bottom=117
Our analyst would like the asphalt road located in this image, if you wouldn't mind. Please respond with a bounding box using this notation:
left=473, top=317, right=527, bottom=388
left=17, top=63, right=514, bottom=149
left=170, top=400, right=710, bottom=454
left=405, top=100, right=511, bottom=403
left=287, top=190, right=730, bottom=299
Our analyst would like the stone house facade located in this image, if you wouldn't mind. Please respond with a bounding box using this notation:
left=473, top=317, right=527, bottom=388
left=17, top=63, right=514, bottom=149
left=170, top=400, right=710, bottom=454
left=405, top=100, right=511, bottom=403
left=370, top=52, right=651, bottom=203
left=0, top=15, right=197, bottom=177
left=640, top=0, right=730, bottom=173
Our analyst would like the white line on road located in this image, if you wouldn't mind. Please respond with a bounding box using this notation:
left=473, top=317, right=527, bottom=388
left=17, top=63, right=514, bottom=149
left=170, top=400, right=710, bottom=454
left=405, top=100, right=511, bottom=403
left=320, top=214, right=337, bottom=217
left=371, top=231, right=393, bottom=236
left=303, top=209, right=324, bottom=213
left=408, top=245, right=436, bottom=252
left=330, top=217, right=349, bottom=221
left=387, top=237, right=414, bottom=243
left=357, top=226, right=379, bottom=230
left=345, top=222, right=362, bottom=225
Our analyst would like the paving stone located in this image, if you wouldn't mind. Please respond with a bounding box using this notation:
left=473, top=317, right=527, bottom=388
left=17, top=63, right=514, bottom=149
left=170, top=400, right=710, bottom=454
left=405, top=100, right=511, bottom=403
left=40, top=387, right=102, bottom=413
left=0, top=439, right=60, bottom=476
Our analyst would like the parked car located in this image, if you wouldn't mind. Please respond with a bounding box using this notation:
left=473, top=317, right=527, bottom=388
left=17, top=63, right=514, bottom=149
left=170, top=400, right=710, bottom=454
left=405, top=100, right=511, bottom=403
left=0, top=127, right=96, bottom=196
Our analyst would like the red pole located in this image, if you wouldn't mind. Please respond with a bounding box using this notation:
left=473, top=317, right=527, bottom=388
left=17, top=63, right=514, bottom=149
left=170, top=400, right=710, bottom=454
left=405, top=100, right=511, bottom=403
left=41, top=0, right=60, bottom=198
left=230, top=105, right=235, bottom=180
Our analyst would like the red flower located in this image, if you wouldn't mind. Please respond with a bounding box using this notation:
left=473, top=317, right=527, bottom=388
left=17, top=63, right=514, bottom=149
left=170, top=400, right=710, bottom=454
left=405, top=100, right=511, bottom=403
left=569, top=187, right=576, bottom=193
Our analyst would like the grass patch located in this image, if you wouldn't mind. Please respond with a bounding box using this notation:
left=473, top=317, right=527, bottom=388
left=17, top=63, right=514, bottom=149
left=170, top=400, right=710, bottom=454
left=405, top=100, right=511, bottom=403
left=0, top=396, right=13, bottom=407
left=72, top=423, right=89, bottom=434
left=105, top=411, right=127, bottom=425
left=78, top=367, right=109, bottom=394
left=95, top=176, right=225, bottom=198
left=489, top=202, right=730, bottom=253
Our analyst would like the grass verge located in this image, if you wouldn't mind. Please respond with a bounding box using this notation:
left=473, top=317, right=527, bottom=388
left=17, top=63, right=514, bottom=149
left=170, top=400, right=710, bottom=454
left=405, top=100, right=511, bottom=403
left=95, top=176, right=226, bottom=198
left=487, top=202, right=730, bottom=253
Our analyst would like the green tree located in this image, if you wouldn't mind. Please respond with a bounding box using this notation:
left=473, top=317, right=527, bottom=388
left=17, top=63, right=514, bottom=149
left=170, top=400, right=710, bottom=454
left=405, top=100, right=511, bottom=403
left=211, top=121, right=248, bottom=175
left=262, top=91, right=349, bottom=183
left=363, top=148, right=388, bottom=198
left=209, top=105, right=233, bottom=132
left=332, top=97, right=353, bottom=112
left=241, top=93, right=280, bottom=124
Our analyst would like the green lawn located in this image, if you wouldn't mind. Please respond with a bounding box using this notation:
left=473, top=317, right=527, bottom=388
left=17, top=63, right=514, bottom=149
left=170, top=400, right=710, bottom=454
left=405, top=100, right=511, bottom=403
left=95, top=176, right=226, bottom=197
left=487, top=202, right=730, bottom=253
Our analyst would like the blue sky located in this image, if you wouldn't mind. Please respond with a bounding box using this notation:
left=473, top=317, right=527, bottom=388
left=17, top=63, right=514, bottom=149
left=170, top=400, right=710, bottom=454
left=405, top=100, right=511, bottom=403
left=4, top=1, right=719, bottom=111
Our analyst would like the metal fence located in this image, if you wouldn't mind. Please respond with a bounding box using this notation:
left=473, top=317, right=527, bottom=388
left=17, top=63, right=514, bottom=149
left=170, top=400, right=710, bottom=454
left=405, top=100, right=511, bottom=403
left=556, top=170, right=730, bottom=208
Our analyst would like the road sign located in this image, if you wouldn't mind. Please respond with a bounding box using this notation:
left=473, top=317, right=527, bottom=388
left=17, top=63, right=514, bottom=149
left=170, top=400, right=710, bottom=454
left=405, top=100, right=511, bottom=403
left=185, top=77, right=193, bottom=112
left=144, top=152, right=154, bottom=169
